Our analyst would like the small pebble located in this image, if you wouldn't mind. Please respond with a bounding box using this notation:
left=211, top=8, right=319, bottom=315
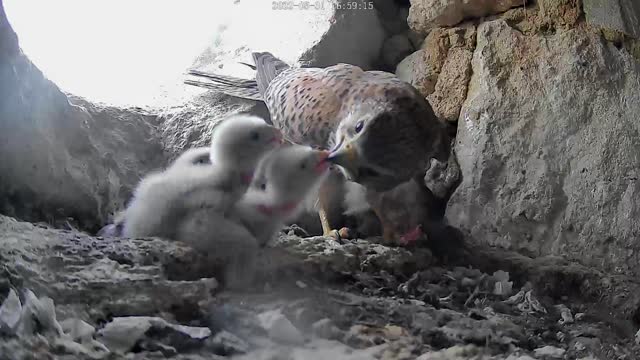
left=460, top=277, right=476, bottom=288
left=257, top=310, right=305, bottom=345
left=534, top=345, right=566, bottom=358
left=311, top=318, right=337, bottom=339
left=206, top=330, right=249, bottom=355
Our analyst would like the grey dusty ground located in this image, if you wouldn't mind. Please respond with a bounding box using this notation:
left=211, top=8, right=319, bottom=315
left=1, top=216, right=639, bottom=359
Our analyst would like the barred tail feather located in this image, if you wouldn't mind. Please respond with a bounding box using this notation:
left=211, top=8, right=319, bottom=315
left=252, top=52, right=290, bottom=95
left=185, top=70, right=262, bottom=101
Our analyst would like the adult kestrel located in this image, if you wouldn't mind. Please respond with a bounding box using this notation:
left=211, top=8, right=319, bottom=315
left=185, top=52, right=451, bottom=239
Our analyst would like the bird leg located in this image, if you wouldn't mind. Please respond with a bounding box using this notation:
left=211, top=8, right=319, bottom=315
left=370, top=205, right=396, bottom=245
left=318, top=191, right=340, bottom=239
left=317, top=179, right=343, bottom=239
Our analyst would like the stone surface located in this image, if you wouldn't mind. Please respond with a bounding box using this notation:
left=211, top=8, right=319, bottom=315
left=1, top=215, right=640, bottom=357
left=206, top=330, right=249, bottom=355
left=408, top=0, right=521, bottom=35
left=0, top=289, right=21, bottom=333
left=396, top=28, right=450, bottom=97
left=428, top=47, right=473, bottom=122
left=59, top=318, right=95, bottom=343
left=97, top=316, right=211, bottom=354
left=499, top=0, right=582, bottom=35
left=583, top=0, right=640, bottom=39
left=533, top=345, right=566, bottom=358
left=381, top=33, right=415, bottom=70
left=311, top=318, right=338, bottom=339
left=0, top=2, right=166, bottom=232
left=273, top=234, right=434, bottom=277
left=159, top=91, right=270, bottom=158
left=257, top=310, right=305, bottom=345
left=0, top=214, right=219, bottom=323
left=373, top=0, right=410, bottom=36
left=446, top=19, right=640, bottom=277
left=396, top=25, right=475, bottom=125
left=396, top=49, right=438, bottom=96
left=424, top=142, right=461, bottom=200
left=425, top=25, right=475, bottom=123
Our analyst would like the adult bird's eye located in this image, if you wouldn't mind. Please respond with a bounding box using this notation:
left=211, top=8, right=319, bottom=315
left=251, top=131, right=260, bottom=141
left=300, top=161, right=307, bottom=170
left=259, top=183, right=267, bottom=190
left=354, top=120, right=364, bottom=134
left=193, top=154, right=209, bottom=165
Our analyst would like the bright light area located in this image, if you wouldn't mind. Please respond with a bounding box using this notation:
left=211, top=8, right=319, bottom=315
left=4, top=0, right=333, bottom=108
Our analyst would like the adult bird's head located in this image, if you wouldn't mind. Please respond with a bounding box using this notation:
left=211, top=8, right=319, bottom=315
left=327, top=86, right=450, bottom=192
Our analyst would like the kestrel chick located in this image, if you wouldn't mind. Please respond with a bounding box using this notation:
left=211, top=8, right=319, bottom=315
left=232, top=144, right=331, bottom=246
left=121, top=115, right=282, bottom=239
left=96, top=147, right=213, bottom=238
left=185, top=52, right=451, bottom=238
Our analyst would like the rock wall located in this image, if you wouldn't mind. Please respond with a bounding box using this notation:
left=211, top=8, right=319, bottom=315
left=159, top=92, right=269, bottom=160
left=0, top=0, right=166, bottom=231
left=448, top=18, right=640, bottom=276
left=398, top=0, right=640, bottom=277
left=584, top=0, right=640, bottom=39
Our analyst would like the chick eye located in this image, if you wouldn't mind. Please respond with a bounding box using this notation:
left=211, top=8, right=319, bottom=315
left=259, top=183, right=267, bottom=190
left=354, top=120, right=364, bottom=134
left=299, top=161, right=307, bottom=170
left=250, top=131, right=260, bottom=141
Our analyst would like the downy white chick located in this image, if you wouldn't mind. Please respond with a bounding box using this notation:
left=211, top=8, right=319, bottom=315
left=175, top=204, right=262, bottom=289
left=121, top=114, right=282, bottom=239
left=231, top=144, right=331, bottom=247
left=96, top=147, right=213, bottom=238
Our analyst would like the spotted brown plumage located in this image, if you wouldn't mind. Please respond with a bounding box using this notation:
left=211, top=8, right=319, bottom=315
left=185, top=52, right=451, bottom=238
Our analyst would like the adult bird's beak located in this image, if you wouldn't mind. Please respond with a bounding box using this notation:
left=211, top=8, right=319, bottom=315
left=327, top=142, right=360, bottom=177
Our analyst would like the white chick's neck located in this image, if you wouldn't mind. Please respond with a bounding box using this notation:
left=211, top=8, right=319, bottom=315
left=239, top=171, right=254, bottom=186
left=254, top=201, right=298, bottom=217
left=210, top=153, right=255, bottom=186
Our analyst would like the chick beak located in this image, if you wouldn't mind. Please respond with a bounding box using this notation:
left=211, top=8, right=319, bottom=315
left=327, top=142, right=359, bottom=177
left=270, top=131, right=284, bottom=145
left=315, top=150, right=330, bottom=174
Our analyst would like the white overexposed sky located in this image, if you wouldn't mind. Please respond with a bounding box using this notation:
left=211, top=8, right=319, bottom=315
left=4, top=0, right=332, bottom=108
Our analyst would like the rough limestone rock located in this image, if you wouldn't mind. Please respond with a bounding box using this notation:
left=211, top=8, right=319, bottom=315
left=446, top=19, right=640, bottom=277
left=583, top=0, right=640, bottom=39
left=0, top=2, right=166, bottom=231
left=408, top=0, right=521, bottom=35
left=396, top=25, right=475, bottom=123
left=2, top=214, right=640, bottom=357
left=427, top=48, right=473, bottom=122
left=499, top=0, right=582, bottom=35
left=427, top=25, right=476, bottom=122
left=381, top=33, right=415, bottom=70
left=159, top=91, right=270, bottom=157
left=0, top=214, right=219, bottom=323
left=97, top=316, right=211, bottom=354
left=0, top=214, right=434, bottom=318
left=396, top=28, right=449, bottom=97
